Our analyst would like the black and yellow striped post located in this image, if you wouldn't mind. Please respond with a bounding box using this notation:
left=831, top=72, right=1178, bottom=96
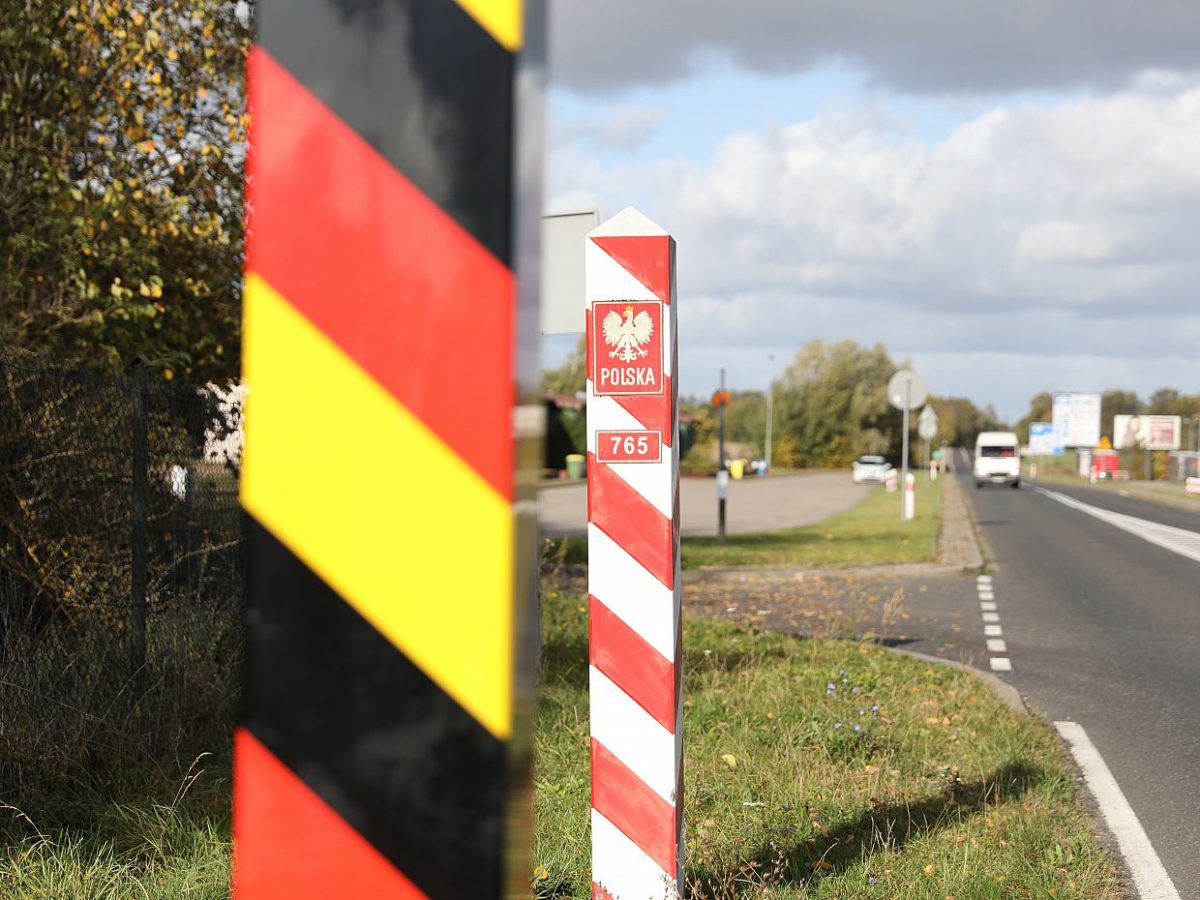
left=234, top=1, right=543, bottom=896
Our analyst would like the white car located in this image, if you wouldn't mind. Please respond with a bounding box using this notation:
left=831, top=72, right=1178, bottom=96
left=852, top=455, right=894, bottom=484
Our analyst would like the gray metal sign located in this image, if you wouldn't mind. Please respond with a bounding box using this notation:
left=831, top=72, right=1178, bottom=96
left=887, top=369, right=927, bottom=411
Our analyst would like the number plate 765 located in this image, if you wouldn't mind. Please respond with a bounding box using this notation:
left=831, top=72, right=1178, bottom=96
left=595, top=430, right=662, bottom=464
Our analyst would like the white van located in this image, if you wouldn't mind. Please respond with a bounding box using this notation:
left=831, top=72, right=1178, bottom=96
left=974, top=431, right=1021, bottom=489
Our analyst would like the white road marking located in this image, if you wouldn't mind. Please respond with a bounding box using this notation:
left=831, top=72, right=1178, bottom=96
left=976, top=574, right=993, bottom=584
left=982, top=611, right=1000, bottom=623
left=986, top=638, right=1007, bottom=653
left=1055, top=721, right=1181, bottom=900
left=978, top=590, right=995, bottom=600
left=1036, top=487, right=1200, bottom=565
left=989, top=657, right=1012, bottom=671
left=984, top=624, right=1003, bottom=637
left=980, top=601, right=998, bottom=611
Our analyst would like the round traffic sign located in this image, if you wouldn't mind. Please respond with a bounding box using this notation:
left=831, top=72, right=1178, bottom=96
left=887, top=369, right=927, bottom=411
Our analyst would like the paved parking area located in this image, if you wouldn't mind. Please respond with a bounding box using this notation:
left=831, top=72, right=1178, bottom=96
left=538, top=470, right=871, bottom=538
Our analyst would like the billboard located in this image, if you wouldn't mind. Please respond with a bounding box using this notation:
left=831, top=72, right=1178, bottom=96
left=1052, top=392, right=1101, bottom=448
left=1028, top=422, right=1056, bottom=455
left=1113, top=414, right=1181, bottom=451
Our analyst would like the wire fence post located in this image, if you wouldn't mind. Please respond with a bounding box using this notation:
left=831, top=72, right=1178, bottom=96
left=130, top=365, right=149, bottom=694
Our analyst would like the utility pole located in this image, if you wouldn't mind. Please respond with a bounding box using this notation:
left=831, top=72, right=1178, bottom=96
left=718, top=368, right=727, bottom=543
left=764, top=355, right=774, bottom=472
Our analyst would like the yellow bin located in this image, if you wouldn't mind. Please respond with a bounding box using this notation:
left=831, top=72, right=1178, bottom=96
left=565, top=454, right=585, bottom=480
left=730, top=459, right=746, bottom=480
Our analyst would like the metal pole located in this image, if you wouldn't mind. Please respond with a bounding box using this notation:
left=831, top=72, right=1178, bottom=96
left=130, top=366, right=149, bottom=694
left=718, top=368, right=727, bottom=543
left=764, top=355, right=774, bottom=472
left=901, top=377, right=910, bottom=522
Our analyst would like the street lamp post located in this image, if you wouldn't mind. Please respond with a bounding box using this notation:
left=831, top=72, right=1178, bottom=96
left=764, top=354, right=775, bottom=472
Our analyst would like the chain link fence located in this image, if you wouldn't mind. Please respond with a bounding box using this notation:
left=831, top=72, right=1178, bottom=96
left=0, top=349, right=243, bottom=795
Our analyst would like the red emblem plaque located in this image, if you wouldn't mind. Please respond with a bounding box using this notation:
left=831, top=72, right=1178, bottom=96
left=591, top=300, right=664, bottom=396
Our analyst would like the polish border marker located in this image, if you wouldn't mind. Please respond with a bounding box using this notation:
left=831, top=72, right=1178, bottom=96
left=585, top=208, right=683, bottom=899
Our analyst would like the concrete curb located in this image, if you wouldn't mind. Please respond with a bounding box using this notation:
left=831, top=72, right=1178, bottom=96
left=887, top=646, right=1027, bottom=716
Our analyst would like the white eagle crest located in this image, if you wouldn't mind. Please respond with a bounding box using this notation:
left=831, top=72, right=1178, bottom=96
left=602, top=305, right=654, bottom=362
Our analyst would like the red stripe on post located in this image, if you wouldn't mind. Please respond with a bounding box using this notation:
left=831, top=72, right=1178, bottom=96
left=613, top=375, right=673, bottom=448
left=592, top=884, right=616, bottom=900
left=246, top=48, right=515, bottom=499
left=590, top=738, right=677, bottom=877
left=587, top=453, right=674, bottom=589
left=591, top=236, right=672, bottom=304
left=233, top=729, right=427, bottom=899
left=589, top=594, right=675, bottom=732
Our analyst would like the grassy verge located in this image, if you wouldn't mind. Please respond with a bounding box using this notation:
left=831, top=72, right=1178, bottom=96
left=534, top=580, right=1121, bottom=898
left=681, top=478, right=942, bottom=569
left=541, top=479, right=945, bottom=571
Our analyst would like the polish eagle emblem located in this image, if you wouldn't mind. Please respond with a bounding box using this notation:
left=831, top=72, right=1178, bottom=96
left=601, top=305, right=655, bottom=362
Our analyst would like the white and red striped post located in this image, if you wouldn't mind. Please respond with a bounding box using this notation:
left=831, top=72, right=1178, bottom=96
left=585, top=208, right=682, bottom=900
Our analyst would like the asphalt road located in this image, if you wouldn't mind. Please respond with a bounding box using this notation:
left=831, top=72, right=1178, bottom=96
left=538, top=471, right=868, bottom=538
left=951, top=448, right=1200, bottom=895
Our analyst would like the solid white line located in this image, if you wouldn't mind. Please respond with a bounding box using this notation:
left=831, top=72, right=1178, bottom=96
left=1036, top=487, right=1200, bottom=566
left=982, top=611, right=1000, bottom=623
left=1055, top=721, right=1181, bottom=900
left=986, top=638, right=1007, bottom=653
left=984, top=624, right=1003, bottom=637
left=980, top=601, right=998, bottom=612
left=989, top=657, right=1012, bottom=671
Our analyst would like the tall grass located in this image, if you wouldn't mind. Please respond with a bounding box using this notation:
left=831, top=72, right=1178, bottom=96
left=0, top=597, right=237, bottom=897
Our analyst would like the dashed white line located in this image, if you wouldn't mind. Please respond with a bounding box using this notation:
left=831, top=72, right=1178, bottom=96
left=974, top=576, right=1012, bottom=671
left=1055, top=721, right=1181, bottom=900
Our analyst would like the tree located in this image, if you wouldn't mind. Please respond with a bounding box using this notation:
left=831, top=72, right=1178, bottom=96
left=927, top=395, right=1004, bottom=448
left=1014, top=392, right=1053, bottom=443
left=541, top=335, right=586, bottom=397
left=773, top=339, right=900, bottom=468
left=1, top=0, right=251, bottom=381
left=1099, top=389, right=1142, bottom=441
left=1145, top=388, right=1200, bottom=418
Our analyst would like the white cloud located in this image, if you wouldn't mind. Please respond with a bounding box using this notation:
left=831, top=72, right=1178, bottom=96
left=552, top=104, right=668, bottom=150
left=548, top=82, right=1200, bottom=416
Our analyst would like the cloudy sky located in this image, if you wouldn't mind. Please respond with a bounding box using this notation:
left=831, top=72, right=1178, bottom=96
left=542, top=0, right=1200, bottom=421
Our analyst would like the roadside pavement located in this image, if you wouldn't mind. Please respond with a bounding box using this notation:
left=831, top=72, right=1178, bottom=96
left=682, top=474, right=992, bottom=668
left=538, top=470, right=868, bottom=538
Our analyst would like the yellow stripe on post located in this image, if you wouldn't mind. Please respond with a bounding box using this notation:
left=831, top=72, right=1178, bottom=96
left=451, top=0, right=523, bottom=51
left=241, top=274, right=514, bottom=740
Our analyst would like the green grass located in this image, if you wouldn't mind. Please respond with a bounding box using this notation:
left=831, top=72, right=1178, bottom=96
left=541, top=479, right=945, bottom=572
left=534, top=580, right=1122, bottom=898
left=681, top=478, right=943, bottom=569
left=0, top=756, right=231, bottom=899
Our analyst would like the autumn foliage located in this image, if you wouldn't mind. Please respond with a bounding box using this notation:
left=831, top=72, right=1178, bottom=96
left=0, top=0, right=251, bottom=381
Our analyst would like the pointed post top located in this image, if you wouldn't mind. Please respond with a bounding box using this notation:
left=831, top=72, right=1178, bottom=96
left=589, top=206, right=670, bottom=238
